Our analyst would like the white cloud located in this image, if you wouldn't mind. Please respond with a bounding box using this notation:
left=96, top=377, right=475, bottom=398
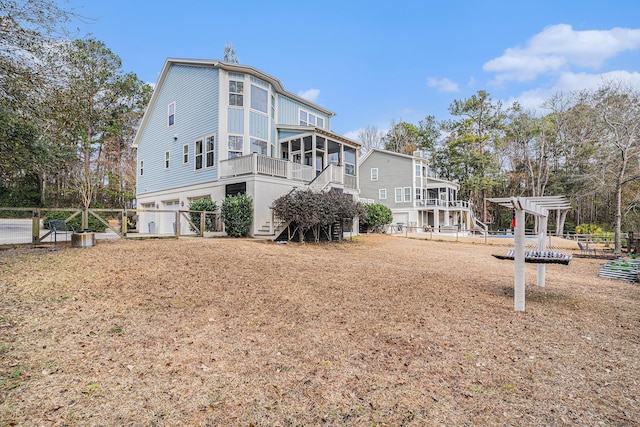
left=484, top=24, right=640, bottom=83
left=298, top=88, right=320, bottom=102
left=505, top=70, right=640, bottom=112
left=427, top=77, right=460, bottom=93
left=344, top=129, right=361, bottom=141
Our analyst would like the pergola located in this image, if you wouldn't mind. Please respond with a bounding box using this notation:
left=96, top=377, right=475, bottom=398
left=486, top=196, right=571, bottom=311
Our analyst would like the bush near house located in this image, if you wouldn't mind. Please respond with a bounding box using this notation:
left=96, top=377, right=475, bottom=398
left=188, top=198, right=218, bottom=232
left=271, top=189, right=363, bottom=242
left=221, top=194, right=253, bottom=237
left=361, top=203, right=393, bottom=232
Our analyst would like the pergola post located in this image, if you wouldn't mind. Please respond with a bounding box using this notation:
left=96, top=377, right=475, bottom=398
left=537, top=217, right=548, bottom=287
left=514, top=208, right=526, bottom=312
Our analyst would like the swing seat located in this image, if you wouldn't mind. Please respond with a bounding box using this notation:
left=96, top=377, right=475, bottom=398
left=493, top=250, right=572, bottom=265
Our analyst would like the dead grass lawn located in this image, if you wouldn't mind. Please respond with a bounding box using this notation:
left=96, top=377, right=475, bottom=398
left=0, top=235, right=638, bottom=426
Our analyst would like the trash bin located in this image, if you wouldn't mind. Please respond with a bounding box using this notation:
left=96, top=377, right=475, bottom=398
left=148, top=221, right=156, bottom=234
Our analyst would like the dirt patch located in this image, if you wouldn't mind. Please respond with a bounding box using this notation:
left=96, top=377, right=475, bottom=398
left=0, top=235, right=638, bottom=426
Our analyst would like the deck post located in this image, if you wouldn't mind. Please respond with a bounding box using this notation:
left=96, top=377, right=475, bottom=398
left=514, top=208, right=526, bottom=312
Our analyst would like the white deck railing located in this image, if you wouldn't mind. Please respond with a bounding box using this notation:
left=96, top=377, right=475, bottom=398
left=220, top=153, right=316, bottom=182
left=418, top=199, right=471, bottom=209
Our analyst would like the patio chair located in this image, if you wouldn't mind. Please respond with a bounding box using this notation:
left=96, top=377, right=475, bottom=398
left=48, top=220, right=74, bottom=245
left=577, top=241, right=597, bottom=257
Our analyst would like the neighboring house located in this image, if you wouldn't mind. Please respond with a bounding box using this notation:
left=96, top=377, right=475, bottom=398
left=133, top=58, right=360, bottom=237
left=358, top=148, right=476, bottom=231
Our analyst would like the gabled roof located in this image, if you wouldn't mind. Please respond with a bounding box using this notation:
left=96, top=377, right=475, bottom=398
left=133, top=58, right=337, bottom=147
left=277, top=125, right=362, bottom=147
left=359, top=148, right=428, bottom=165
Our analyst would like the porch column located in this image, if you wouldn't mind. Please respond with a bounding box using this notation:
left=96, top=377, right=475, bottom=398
left=434, top=208, right=440, bottom=230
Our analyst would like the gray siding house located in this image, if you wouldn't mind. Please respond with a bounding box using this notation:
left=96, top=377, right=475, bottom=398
left=359, top=149, right=476, bottom=232
left=133, top=58, right=360, bottom=237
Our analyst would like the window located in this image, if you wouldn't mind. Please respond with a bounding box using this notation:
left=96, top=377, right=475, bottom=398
left=164, top=151, right=170, bottom=169
left=168, top=102, right=175, bottom=126
left=229, top=80, right=243, bottom=106
left=395, top=188, right=402, bottom=203
left=205, top=135, right=215, bottom=167
left=195, top=139, right=203, bottom=170
left=379, top=189, right=387, bottom=200
left=251, top=85, right=268, bottom=113
left=183, top=144, right=189, bottom=164
left=139, top=159, right=144, bottom=176
left=250, top=138, right=267, bottom=155
left=228, top=135, right=243, bottom=158
left=404, top=187, right=411, bottom=202
left=415, top=187, right=422, bottom=200
left=415, top=164, right=421, bottom=177
left=344, top=148, right=356, bottom=176
left=299, top=109, right=324, bottom=128
left=371, top=168, right=378, bottom=181
left=422, top=165, right=427, bottom=177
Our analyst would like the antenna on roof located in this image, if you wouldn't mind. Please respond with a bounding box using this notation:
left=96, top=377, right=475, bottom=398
left=223, top=43, right=239, bottom=64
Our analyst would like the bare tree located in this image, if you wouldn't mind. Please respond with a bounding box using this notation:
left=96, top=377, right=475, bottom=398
left=591, top=81, right=640, bottom=253
left=357, top=125, right=384, bottom=155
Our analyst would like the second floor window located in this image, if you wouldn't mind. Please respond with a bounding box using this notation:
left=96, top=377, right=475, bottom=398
left=139, top=160, right=144, bottom=176
left=195, top=139, right=203, bottom=170
left=229, top=81, right=243, bottom=106
left=299, top=110, right=324, bottom=128
left=228, top=135, right=243, bottom=158
left=183, top=144, right=189, bottom=164
left=404, top=187, right=411, bottom=202
left=379, top=189, right=387, bottom=199
left=164, top=151, right=170, bottom=169
left=206, top=135, right=215, bottom=167
left=371, top=168, right=378, bottom=181
left=395, top=188, right=402, bottom=203
left=251, top=85, right=268, bottom=113
left=250, top=138, right=267, bottom=155
left=168, top=102, right=175, bottom=126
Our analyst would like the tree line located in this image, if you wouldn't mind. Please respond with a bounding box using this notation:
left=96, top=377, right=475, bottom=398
left=359, top=85, right=640, bottom=251
left=1, top=1, right=151, bottom=209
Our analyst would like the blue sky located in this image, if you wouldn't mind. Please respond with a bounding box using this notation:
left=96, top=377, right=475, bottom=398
left=63, top=0, right=640, bottom=139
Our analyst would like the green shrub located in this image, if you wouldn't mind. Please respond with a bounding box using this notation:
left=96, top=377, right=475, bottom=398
left=362, top=203, right=393, bottom=232
left=188, top=198, right=218, bottom=232
left=576, top=223, right=603, bottom=235
left=43, top=211, right=106, bottom=232
left=221, top=194, right=253, bottom=237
